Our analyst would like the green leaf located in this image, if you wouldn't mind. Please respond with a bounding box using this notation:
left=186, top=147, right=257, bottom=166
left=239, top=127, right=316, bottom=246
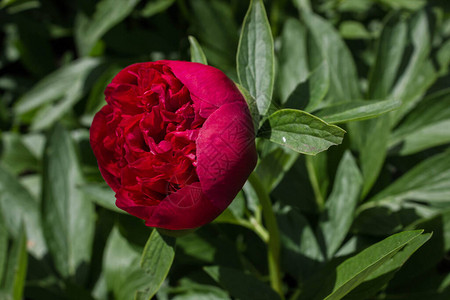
left=286, top=61, right=330, bottom=113
left=390, top=11, right=436, bottom=125
left=339, top=21, right=371, bottom=40
left=204, top=266, right=281, bottom=300
left=0, top=209, right=8, bottom=285
left=0, top=132, right=39, bottom=175
left=256, top=146, right=299, bottom=192
left=391, top=120, right=450, bottom=156
left=344, top=232, right=431, bottom=300
left=137, top=229, right=175, bottom=300
left=387, top=211, right=450, bottom=288
left=12, top=18, right=55, bottom=77
left=188, top=36, right=208, bottom=65
left=318, top=151, right=363, bottom=259
left=259, top=109, right=345, bottom=155
left=0, top=165, right=46, bottom=258
left=75, top=0, right=141, bottom=56
left=103, top=227, right=151, bottom=300
left=140, top=0, right=175, bottom=18
left=169, top=277, right=228, bottom=300
left=301, top=230, right=425, bottom=300
left=390, top=89, right=450, bottom=155
left=303, top=61, right=330, bottom=112
left=42, top=124, right=95, bottom=280
left=367, top=13, right=407, bottom=99
left=79, top=183, right=124, bottom=214
left=277, top=18, right=309, bottom=104
left=348, top=12, right=409, bottom=197
left=353, top=202, right=431, bottom=236
left=236, top=84, right=259, bottom=133
left=82, top=65, right=121, bottom=126
left=14, top=58, right=101, bottom=116
left=237, top=0, right=274, bottom=116
left=277, top=206, right=324, bottom=281
left=190, top=0, right=238, bottom=75
left=351, top=115, right=391, bottom=198
left=379, top=0, right=426, bottom=10
left=300, top=11, right=361, bottom=102
left=362, top=149, right=450, bottom=207
left=437, top=40, right=450, bottom=76
left=30, top=79, right=84, bottom=131
left=3, top=226, right=27, bottom=300
left=315, top=99, right=401, bottom=124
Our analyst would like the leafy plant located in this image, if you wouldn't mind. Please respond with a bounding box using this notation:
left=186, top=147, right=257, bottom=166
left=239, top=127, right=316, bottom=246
left=1, top=0, right=449, bottom=299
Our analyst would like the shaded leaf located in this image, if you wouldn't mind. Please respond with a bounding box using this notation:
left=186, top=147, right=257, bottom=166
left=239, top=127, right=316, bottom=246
left=367, top=13, right=407, bottom=99
left=236, top=84, right=259, bottom=133
left=363, top=149, right=450, bottom=206
left=390, top=11, right=436, bottom=124
left=75, top=0, right=141, bottom=56
left=353, top=202, right=431, bottom=236
left=379, top=0, right=426, bottom=10
left=390, top=89, right=450, bottom=155
left=301, top=11, right=361, bottom=102
left=103, top=227, right=150, bottom=300
left=204, top=266, right=281, bottom=300
left=318, top=152, right=363, bottom=259
left=344, top=233, right=431, bottom=299
left=349, top=11, right=411, bottom=197
left=0, top=208, right=8, bottom=285
left=190, top=0, right=238, bottom=75
left=339, top=21, right=371, bottom=40
left=2, top=226, right=27, bottom=300
left=237, top=0, right=274, bottom=115
left=300, top=230, right=426, bottom=300
left=316, top=99, right=401, bottom=124
left=188, top=36, right=207, bottom=65
left=0, top=165, right=46, bottom=258
left=286, top=61, right=330, bottom=113
left=140, top=0, right=175, bottom=17
left=0, top=132, right=39, bottom=175
left=256, top=146, right=299, bottom=192
left=277, top=206, right=324, bottom=281
left=42, top=124, right=95, bottom=280
left=352, top=115, right=391, bottom=198
left=14, top=58, right=101, bottom=116
left=79, top=183, right=124, bottom=214
left=387, top=211, right=450, bottom=289
left=137, top=230, right=175, bottom=299
left=30, top=79, right=84, bottom=131
left=277, top=18, right=308, bottom=104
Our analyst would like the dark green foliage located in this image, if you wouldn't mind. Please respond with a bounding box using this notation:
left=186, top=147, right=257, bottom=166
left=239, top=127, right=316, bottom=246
left=1, top=0, right=449, bottom=299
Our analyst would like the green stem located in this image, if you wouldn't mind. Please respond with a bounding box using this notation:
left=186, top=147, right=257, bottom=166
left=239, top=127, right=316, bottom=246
left=305, top=155, right=325, bottom=212
left=248, top=173, right=284, bottom=299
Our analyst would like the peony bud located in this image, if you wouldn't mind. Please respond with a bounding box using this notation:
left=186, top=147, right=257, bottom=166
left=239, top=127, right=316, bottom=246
left=90, top=61, right=257, bottom=230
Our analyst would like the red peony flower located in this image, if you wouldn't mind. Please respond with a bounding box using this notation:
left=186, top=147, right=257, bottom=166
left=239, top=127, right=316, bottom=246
left=90, top=61, right=257, bottom=230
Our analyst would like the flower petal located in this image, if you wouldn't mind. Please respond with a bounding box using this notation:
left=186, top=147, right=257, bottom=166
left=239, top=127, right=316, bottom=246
left=161, top=61, right=245, bottom=118
left=116, top=183, right=222, bottom=230
left=196, top=101, right=257, bottom=211
left=90, top=106, right=122, bottom=192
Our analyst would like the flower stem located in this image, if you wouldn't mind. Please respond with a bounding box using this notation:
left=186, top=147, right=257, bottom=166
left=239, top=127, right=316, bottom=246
left=305, top=155, right=325, bottom=212
left=248, top=172, right=284, bottom=299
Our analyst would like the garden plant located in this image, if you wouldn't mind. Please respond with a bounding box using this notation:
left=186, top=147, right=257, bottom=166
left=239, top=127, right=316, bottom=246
left=0, top=0, right=450, bottom=299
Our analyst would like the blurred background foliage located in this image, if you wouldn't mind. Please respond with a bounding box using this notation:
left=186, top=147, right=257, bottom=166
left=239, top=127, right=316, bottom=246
left=1, top=0, right=450, bottom=299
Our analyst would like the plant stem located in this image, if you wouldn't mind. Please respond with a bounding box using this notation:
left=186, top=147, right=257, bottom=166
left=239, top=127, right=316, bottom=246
left=305, top=155, right=325, bottom=211
left=248, top=173, right=284, bottom=299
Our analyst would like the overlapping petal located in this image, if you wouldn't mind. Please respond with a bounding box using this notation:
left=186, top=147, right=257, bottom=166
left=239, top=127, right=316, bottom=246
left=90, top=60, right=257, bottom=230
